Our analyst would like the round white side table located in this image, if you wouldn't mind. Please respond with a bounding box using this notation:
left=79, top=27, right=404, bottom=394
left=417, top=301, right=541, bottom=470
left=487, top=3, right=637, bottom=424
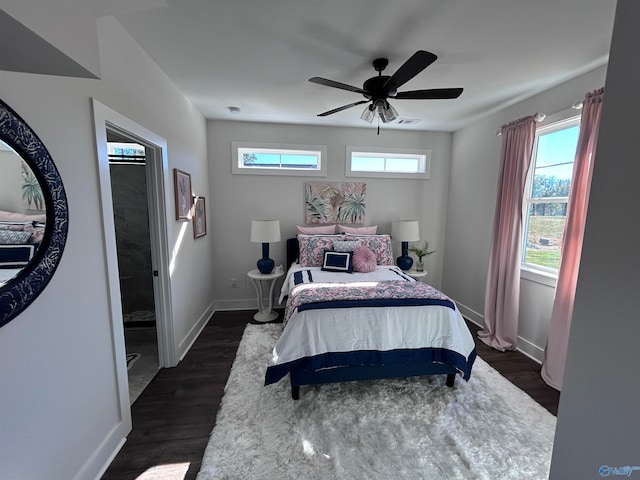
left=406, top=269, right=428, bottom=281
left=247, top=269, right=284, bottom=322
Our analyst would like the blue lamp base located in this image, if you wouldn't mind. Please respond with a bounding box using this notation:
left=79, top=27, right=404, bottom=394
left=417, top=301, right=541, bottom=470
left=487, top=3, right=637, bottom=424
left=257, top=242, right=274, bottom=274
left=396, top=241, right=413, bottom=271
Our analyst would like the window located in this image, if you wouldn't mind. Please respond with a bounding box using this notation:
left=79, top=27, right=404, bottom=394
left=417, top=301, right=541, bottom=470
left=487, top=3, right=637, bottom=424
left=108, top=142, right=146, bottom=165
left=522, top=112, right=580, bottom=278
left=346, top=146, right=430, bottom=179
left=232, top=141, right=327, bottom=176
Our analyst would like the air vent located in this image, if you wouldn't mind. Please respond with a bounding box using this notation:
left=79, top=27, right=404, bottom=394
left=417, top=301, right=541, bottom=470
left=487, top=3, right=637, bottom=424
left=396, top=118, right=421, bottom=125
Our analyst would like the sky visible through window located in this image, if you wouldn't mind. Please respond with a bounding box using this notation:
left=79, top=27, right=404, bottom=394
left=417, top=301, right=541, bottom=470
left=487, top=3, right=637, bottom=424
left=535, top=125, right=579, bottom=181
left=523, top=122, right=580, bottom=271
left=244, top=152, right=317, bottom=167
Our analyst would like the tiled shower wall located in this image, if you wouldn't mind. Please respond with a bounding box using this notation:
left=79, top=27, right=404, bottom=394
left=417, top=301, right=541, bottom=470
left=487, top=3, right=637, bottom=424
left=110, top=163, right=155, bottom=318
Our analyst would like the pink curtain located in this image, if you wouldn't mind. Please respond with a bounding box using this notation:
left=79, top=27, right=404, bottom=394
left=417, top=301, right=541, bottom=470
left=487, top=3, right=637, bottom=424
left=541, top=88, right=604, bottom=390
left=479, top=115, right=538, bottom=351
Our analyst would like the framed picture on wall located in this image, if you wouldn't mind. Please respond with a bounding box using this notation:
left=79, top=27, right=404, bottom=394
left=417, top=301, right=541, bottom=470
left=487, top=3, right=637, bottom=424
left=193, top=196, right=207, bottom=239
left=305, top=181, right=366, bottom=224
left=174, top=169, right=192, bottom=220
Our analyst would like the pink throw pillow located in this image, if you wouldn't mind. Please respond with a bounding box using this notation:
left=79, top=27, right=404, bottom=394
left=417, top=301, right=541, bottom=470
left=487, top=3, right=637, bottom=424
left=352, top=246, right=377, bottom=273
left=296, top=224, right=336, bottom=234
left=338, top=225, right=377, bottom=234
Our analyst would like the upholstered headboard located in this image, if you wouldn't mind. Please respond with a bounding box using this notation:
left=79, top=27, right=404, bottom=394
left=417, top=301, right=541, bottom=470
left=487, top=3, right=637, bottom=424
left=286, top=237, right=299, bottom=271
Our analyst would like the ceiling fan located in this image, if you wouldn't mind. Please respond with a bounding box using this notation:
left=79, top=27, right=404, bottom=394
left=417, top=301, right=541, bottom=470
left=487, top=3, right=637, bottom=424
left=309, top=50, right=463, bottom=124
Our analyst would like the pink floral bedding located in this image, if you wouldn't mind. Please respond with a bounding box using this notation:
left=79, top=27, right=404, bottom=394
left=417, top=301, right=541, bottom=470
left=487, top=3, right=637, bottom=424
left=284, top=280, right=455, bottom=326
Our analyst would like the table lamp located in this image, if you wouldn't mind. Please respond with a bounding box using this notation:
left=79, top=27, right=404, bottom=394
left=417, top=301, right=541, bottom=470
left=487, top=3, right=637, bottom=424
left=392, top=220, right=420, bottom=271
left=250, top=220, right=281, bottom=274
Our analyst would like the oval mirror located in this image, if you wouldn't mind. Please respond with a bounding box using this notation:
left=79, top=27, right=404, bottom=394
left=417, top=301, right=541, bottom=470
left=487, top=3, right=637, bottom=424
left=0, top=147, right=46, bottom=286
left=0, top=100, right=68, bottom=327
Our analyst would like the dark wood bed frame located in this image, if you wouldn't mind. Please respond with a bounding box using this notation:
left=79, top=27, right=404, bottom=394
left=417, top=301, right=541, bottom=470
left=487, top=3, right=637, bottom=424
left=285, top=237, right=458, bottom=400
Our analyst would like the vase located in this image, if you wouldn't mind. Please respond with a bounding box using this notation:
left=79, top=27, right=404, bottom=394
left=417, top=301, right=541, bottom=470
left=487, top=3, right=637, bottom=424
left=416, top=260, right=424, bottom=272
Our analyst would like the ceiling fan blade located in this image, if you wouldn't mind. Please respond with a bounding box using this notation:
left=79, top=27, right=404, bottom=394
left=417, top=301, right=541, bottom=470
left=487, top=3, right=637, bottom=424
left=383, top=50, right=437, bottom=92
left=317, top=100, right=369, bottom=117
left=309, top=77, right=369, bottom=96
left=394, top=87, right=463, bottom=100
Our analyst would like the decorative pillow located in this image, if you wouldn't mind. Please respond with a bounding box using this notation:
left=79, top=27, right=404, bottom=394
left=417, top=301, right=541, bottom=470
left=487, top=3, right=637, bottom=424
left=0, top=221, right=31, bottom=232
left=333, top=240, right=361, bottom=252
left=321, top=250, right=353, bottom=273
left=298, top=234, right=338, bottom=267
left=352, top=246, right=377, bottom=273
left=296, top=224, right=337, bottom=235
left=0, top=229, right=33, bottom=245
left=0, top=210, right=46, bottom=224
left=344, top=234, right=394, bottom=265
left=27, top=223, right=45, bottom=243
left=0, top=244, right=36, bottom=268
left=338, top=225, right=378, bottom=234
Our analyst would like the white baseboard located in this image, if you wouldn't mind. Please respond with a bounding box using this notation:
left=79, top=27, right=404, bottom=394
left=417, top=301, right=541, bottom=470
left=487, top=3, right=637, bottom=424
left=515, top=336, right=544, bottom=364
left=213, top=298, right=258, bottom=311
left=454, top=300, right=485, bottom=328
left=177, top=300, right=216, bottom=361
left=213, top=297, right=285, bottom=312
left=84, top=424, right=127, bottom=480
left=454, top=299, right=544, bottom=364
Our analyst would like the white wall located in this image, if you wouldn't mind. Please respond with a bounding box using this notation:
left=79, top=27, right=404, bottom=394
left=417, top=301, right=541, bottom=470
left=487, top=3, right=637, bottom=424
left=208, top=120, right=452, bottom=308
left=443, top=65, right=608, bottom=361
left=550, top=1, right=640, bottom=476
left=0, top=149, right=24, bottom=212
left=0, top=16, right=210, bottom=480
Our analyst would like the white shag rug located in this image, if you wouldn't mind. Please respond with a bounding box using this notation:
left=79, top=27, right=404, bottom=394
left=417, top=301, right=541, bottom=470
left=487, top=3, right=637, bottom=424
left=197, top=324, right=556, bottom=480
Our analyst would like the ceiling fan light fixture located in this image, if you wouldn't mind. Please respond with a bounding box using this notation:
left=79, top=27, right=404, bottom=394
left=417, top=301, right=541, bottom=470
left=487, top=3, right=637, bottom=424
left=360, top=104, right=375, bottom=123
left=381, top=101, right=398, bottom=123
left=374, top=100, right=397, bottom=123
left=311, top=51, right=461, bottom=127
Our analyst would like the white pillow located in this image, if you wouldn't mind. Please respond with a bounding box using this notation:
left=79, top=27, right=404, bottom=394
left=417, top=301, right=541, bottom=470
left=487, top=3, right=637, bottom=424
left=333, top=240, right=361, bottom=252
left=296, top=224, right=336, bottom=234
left=338, top=225, right=377, bottom=234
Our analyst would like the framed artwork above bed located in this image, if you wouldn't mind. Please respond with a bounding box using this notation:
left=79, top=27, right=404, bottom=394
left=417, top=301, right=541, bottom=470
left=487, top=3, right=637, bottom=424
left=305, top=181, right=366, bottom=225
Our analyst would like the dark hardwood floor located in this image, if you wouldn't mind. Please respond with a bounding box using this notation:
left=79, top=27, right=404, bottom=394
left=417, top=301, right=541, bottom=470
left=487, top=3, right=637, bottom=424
left=101, top=309, right=560, bottom=480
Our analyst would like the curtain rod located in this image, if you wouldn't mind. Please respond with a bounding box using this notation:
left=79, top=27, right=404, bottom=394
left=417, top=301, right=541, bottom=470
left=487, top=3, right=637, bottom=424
left=495, top=98, right=584, bottom=136
left=496, top=112, right=546, bottom=136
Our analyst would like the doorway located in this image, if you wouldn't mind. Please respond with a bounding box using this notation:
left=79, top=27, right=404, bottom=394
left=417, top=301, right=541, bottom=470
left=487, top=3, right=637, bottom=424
left=107, top=130, right=160, bottom=404
left=93, top=100, right=176, bottom=427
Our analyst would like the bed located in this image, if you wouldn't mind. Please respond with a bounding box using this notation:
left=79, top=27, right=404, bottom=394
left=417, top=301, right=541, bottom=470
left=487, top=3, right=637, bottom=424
left=264, top=234, right=477, bottom=399
left=0, top=210, right=45, bottom=286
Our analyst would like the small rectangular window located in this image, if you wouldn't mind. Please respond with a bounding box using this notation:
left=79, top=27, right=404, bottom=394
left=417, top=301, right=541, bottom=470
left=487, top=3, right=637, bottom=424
left=232, top=142, right=327, bottom=176
left=522, top=112, right=580, bottom=276
left=346, top=146, right=430, bottom=179
left=108, top=142, right=146, bottom=165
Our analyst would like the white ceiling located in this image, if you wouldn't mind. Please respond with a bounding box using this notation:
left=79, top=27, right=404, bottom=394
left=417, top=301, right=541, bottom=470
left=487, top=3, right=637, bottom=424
left=6, top=0, right=618, bottom=132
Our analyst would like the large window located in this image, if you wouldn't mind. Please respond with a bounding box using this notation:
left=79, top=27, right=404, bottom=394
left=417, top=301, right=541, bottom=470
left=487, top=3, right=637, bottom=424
left=346, top=146, right=430, bottom=179
left=522, top=113, right=580, bottom=277
left=232, top=141, right=327, bottom=176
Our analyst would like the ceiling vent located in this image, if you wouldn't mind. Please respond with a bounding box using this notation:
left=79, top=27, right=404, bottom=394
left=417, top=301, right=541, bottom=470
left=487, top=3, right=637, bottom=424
left=396, top=118, right=421, bottom=125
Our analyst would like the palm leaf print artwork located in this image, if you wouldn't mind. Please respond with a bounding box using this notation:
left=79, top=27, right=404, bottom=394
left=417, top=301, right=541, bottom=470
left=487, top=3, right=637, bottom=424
left=305, top=182, right=366, bottom=224
left=21, top=161, right=45, bottom=211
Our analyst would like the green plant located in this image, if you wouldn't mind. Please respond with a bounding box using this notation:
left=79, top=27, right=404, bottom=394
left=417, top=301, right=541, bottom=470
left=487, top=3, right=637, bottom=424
left=409, top=241, right=435, bottom=262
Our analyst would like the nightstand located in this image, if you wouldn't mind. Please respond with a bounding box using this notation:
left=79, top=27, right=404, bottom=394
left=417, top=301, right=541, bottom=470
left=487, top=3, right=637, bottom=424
left=247, top=269, right=284, bottom=322
left=406, top=269, right=428, bottom=281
